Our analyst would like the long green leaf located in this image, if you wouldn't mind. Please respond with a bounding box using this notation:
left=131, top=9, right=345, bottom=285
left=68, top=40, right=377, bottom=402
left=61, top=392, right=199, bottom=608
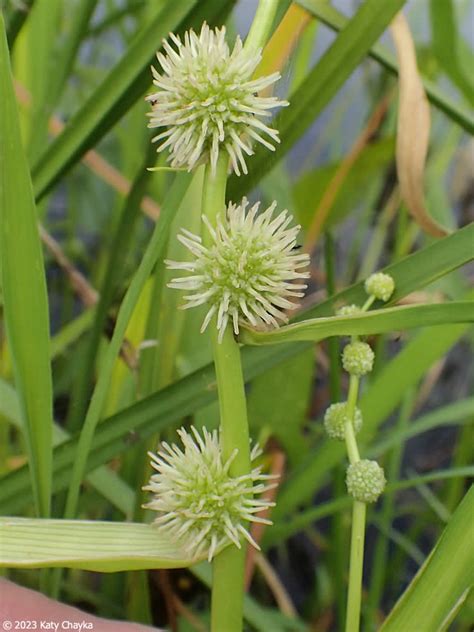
left=67, top=141, right=156, bottom=433
left=0, top=13, right=53, bottom=517
left=429, top=0, right=474, bottom=106
left=5, top=0, right=35, bottom=47
left=18, top=0, right=63, bottom=162
left=370, top=398, right=474, bottom=458
left=64, top=172, right=192, bottom=520
left=0, top=518, right=203, bottom=571
left=227, top=0, right=407, bottom=200
left=381, top=486, right=474, bottom=631
left=0, top=225, right=472, bottom=515
left=240, top=302, right=474, bottom=345
left=31, top=0, right=235, bottom=201
left=297, top=0, right=474, bottom=134
left=0, top=377, right=134, bottom=516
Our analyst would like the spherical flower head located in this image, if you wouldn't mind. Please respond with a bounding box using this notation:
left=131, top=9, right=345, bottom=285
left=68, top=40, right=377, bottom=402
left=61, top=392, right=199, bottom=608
left=147, top=23, right=288, bottom=175
left=342, top=341, right=374, bottom=376
left=324, top=402, right=363, bottom=441
left=143, top=426, right=276, bottom=562
left=166, top=198, right=310, bottom=342
left=336, top=304, right=363, bottom=317
left=346, top=459, right=386, bottom=503
left=364, top=272, right=395, bottom=302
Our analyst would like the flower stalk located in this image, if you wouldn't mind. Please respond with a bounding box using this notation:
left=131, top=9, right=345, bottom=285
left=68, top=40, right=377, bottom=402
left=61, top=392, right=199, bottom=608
left=200, top=155, right=251, bottom=631
left=145, top=6, right=294, bottom=629
left=323, top=272, right=394, bottom=632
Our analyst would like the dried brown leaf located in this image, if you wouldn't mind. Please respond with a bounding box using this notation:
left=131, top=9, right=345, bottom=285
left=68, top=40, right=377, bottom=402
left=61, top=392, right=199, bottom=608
left=390, top=12, right=449, bottom=237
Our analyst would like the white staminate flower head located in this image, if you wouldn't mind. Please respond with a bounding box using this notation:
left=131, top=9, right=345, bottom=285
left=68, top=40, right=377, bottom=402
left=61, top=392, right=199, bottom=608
left=166, top=198, right=310, bottom=342
left=143, top=426, right=276, bottom=562
left=147, top=23, right=288, bottom=175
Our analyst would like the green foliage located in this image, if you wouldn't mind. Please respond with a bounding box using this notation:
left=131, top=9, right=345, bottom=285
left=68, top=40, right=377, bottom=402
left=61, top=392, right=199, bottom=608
left=381, top=485, right=474, bottom=632
left=0, top=518, right=205, bottom=571
left=0, top=13, right=53, bottom=518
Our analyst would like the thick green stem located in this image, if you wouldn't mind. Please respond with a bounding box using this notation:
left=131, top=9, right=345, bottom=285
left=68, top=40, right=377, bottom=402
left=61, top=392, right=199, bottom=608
left=201, top=156, right=251, bottom=632
left=345, top=500, right=367, bottom=632
left=211, top=326, right=251, bottom=472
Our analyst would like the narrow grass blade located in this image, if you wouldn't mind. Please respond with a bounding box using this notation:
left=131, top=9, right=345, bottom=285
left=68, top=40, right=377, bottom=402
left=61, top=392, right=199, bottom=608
left=67, top=142, right=156, bottom=432
left=297, top=0, right=474, bottom=133
left=369, top=398, right=474, bottom=458
left=64, top=172, right=192, bottom=520
left=31, top=0, right=235, bottom=201
left=48, top=0, right=99, bottom=108
left=0, top=14, right=53, bottom=517
left=16, top=0, right=62, bottom=162
left=429, top=0, right=474, bottom=106
left=0, top=518, right=204, bottom=571
left=381, top=486, right=474, bottom=632
left=240, top=302, right=474, bottom=345
left=0, top=377, right=134, bottom=516
left=228, top=0, right=407, bottom=199
left=5, top=0, right=35, bottom=47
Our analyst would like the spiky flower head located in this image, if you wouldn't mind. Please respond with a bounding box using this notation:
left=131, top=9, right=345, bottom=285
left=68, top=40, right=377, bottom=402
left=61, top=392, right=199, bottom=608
left=336, top=304, right=363, bottom=317
left=324, top=402, right=363, bottom=441
left=143, top=426, right=275, bottom=562
left=147, top=23, right=288, bottom=175
left=365, top=272, right=395, bottom=302
left=166, top=198, right=310, bottom=342
left=342, top=341, right=375, bottom=376
left=346, top=459, right=386, bottom=503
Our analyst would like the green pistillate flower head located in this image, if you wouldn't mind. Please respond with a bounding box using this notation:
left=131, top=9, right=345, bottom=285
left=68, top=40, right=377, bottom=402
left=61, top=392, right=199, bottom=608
left=342, top=341, right=375, bottom=376
left=364, top=272, right=395, bottom=302
left=166, top=198, right=310, bottom=342
left=147, top=23, right=288, bottom=176
left=336, top=304, right=363, bottom=317
left=143, top=426, right=276, bottom=562
left=324, top=402, right=363, bottom=441
left=346, top=459, right=386, bottom=503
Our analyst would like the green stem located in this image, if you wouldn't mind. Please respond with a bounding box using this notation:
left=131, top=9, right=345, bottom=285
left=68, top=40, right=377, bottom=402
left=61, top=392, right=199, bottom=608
left=244, top=0, right=279, bottom=53
left=344, top=371, right=364, bottom=631
left=200, top=155, right=251, bottom=632
left=362, top=295, right=376, bottom=312
left=211, top=326, right=251, bottom=472
left=345, top=500, right=367, bottom=632
left=344, top=375, right=360, bottom=465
